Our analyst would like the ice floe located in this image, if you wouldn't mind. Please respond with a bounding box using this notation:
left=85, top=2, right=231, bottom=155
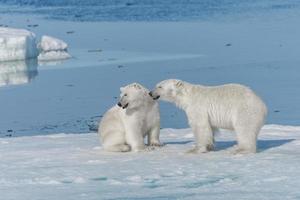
left=0, top=28, right=71, bottom=62
left=37, top=35, right=71, bottom=61
left=0, top=125, right=300, bottom=199
left=0, top=27, right=38, bottom=61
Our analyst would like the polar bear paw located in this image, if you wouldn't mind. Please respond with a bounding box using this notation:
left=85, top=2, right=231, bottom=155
left=103, top=144, right=131, bottom=152
left=145, top=146, right=156, bottom=151
left=185, top=144, right=214, bottom=154
left=228, top=145, right=256, bottom=154
left=149, top=141, right=164, bottom=147
left=185, top=146, right=208, bottom=154
left=131, top=145, right=146, bottom=152
left=132, top=146, right=158, bottom=152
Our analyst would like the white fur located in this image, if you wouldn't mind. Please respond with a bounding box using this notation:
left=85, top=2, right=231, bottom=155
left=99, top=83, right=161, bottom=152
left=151, top=79, right=267, bottom=153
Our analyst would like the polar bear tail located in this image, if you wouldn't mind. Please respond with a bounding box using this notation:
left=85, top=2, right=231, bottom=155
left=103, top=144, right=131, bottom=152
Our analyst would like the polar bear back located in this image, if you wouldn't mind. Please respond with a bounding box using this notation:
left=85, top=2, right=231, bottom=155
left=186, top=83, right=267, bottom=130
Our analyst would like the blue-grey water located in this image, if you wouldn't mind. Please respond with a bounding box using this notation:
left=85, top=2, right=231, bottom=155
left=0, top=0, right=300, bottom=21
left=0, top=1, right=300, bottom=137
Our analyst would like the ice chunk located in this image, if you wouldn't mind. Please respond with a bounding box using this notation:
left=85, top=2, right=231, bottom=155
left=38, top=35, right=71, bottom=61
left=0, top=59, right=38, bottom=87
left=0, top=29, right=71, bottom=62
left=38, top=51, right=71, bottom=61
left=38, top=35, right=68, bottom=52
left=0, top=27, right=38, bottom=61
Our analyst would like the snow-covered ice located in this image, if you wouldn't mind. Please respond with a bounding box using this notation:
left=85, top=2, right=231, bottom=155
left=1, top=125, right=300, bottom=200
left=38, top=50, right=71, bottom=61
left=0, top=28, right=70, bottom=62
left=38, top=35, right=68, bottom=52
left=37, top=35, right=71, bottom=61
left=0, top=27, right=38, bottom=61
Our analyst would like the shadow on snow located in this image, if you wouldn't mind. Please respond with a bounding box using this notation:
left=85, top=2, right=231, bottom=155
left=165, top=139, right=295, bottom=152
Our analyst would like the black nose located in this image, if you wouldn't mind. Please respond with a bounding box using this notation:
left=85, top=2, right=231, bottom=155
left=149, top=91, right=153, bottom=97
left=153, top=95, right=160, bottom=100
left=117, top=102, right=122, bottom=107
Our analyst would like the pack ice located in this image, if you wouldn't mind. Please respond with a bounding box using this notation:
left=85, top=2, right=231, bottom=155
left=37, top=35, right=71, bottom=61
left=0, top=27, right=71, bottom=62
left=0, top=27, right=38, bottom=61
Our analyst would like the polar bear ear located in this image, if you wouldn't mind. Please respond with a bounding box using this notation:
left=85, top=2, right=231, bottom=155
left=120, top=87, right=125, bottom=92
left=133, top=83, right=142, bottom=90
left=175, top=80, right=184, bottom=88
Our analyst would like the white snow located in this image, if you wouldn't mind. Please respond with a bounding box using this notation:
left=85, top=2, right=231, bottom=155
left=0, top=27, right=38, bottom=61
left=37, top=35, right=71, bottom=61
left=1, top=125, right=300, bottom=200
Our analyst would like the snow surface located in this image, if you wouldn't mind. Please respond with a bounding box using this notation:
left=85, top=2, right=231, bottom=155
left=1, top=125, right=299, bottom=200
left=0, top=27, right=38, bottom=61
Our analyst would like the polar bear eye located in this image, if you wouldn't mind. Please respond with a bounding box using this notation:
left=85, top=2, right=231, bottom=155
left=158, top=86, right=162, bottom=89
left=124, top=94, right=128, bottom=97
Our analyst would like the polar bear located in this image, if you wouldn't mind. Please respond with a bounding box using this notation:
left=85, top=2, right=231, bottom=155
left=99, top=83, right=161, bottom=152
left=149, top=79, right=267, bottom=153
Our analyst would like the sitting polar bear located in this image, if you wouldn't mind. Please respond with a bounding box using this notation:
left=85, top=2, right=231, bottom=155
left=150, top=79, right=267, bottom=153
left=99, top=83, right=161, bottom=152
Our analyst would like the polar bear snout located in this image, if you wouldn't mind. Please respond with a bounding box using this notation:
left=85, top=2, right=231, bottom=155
left=117, top=97, right=129, bottom=109
left=153, top=95, right=160, bottom=100
left=122, top=103, right=129, bottom=109
left=117, top=101, right=129, bottom=109
left=149, top=91, right=160, bottom=100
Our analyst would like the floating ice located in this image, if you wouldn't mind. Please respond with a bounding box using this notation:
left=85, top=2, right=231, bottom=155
left=0, top=27, right=38, bottom=62
left=38, top=51, right=71, bottom=61
left=38, top=35, right=68, bottom=52
left=37, top=35, right=71, bottom=61
left=0, top=28, right=71, bottom=62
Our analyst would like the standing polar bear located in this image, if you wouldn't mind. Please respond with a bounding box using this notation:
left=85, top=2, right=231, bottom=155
left=150, top=79, right=267, bottom=153
left=99, top=83, right=161, bottom=152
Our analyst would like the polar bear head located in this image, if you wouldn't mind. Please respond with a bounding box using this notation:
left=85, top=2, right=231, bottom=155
left=149, top=79, right=185, bottom=103
left=117, top=83, right=151, bottom=110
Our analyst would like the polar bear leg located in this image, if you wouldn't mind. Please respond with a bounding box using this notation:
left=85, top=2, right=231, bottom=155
left=103, top=144, right=131, bottom=152
left=101, top=129, right=129, bottom=152
left=125, top=128, right=145, bottom=152
left=234, top=125, right=258, bottom=153
left=148, top=126, right=162, bottom=146
left=187, top=122, right=214, bottom=153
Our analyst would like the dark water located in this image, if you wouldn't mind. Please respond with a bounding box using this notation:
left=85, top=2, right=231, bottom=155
left=0, top=0, right=299, bottom=21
